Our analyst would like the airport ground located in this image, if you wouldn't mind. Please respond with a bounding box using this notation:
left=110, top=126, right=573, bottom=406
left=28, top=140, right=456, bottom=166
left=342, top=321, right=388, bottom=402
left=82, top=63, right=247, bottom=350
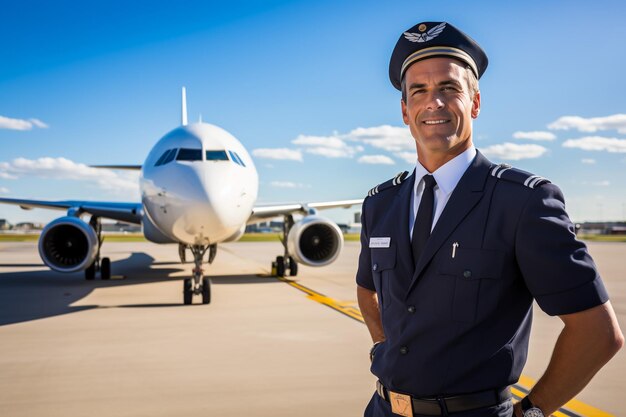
left=0, top=240, right=624, bottom=417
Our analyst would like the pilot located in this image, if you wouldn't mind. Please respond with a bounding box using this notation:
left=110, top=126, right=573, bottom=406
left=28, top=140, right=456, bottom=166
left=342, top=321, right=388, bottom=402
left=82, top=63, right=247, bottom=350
left=356, top=21, right=623, bottom=417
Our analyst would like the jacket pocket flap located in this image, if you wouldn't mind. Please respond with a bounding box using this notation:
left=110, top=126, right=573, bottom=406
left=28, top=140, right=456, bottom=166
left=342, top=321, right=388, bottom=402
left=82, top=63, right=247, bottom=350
left=439, top=248, right=504, bottom=279
left=371, top=245, right=397, bottom=270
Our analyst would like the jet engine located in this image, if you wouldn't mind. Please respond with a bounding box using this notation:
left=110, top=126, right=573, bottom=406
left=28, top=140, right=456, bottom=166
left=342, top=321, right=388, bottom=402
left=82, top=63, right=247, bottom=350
left=38, top=217, right=99, bottom=273
left=286, top=216, right=343, bottom=267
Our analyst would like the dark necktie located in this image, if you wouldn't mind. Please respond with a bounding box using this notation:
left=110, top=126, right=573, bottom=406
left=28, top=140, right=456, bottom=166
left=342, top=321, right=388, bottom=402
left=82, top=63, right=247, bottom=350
left=411, top=174, right=437, bottom=263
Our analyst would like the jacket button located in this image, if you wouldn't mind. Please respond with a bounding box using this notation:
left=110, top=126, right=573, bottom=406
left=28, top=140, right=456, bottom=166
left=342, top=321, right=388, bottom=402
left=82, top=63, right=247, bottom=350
left=373, top=263, right=378, bottom=271
left=407, top=305, right=416, bottom=313
left=400, top=346, right=409, bottom=355
left=463, top=270, right=472, bottom=278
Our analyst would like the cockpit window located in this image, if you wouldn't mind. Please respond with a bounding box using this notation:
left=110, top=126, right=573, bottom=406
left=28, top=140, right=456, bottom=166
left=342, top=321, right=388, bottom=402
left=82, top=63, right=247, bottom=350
left=228, top=150, right=246, bottom=167
left=176, top=148, right=202, bottom=161
left=155, top=150, right=170, bottom=166
left=236, top=152, right=246, bottom=167
left=205, top=150, right=229, bottom=161
left=162, top=148, right=177, bottom=164
left=155, top=148, right=177, bottom=166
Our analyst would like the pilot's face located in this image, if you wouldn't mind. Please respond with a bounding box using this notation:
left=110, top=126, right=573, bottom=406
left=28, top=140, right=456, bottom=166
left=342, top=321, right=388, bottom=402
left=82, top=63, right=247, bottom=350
left=401, top=57, right=480, bottom=169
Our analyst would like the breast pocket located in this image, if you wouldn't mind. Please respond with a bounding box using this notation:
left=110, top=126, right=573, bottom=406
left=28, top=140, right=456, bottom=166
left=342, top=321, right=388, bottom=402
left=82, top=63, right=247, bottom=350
left=438, top=248, right=505, bottom=322
left=371, top=244, right=397, bottom=311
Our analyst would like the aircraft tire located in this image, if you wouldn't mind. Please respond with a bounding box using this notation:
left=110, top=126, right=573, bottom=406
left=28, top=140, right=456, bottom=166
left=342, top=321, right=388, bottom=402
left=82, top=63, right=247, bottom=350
left=85, top=262, right=96, bottom=280
left=100, top=257, right=111, bottom=280
left=201, top=277, right=211, bottom=305
left=183, top=279, right=193, bottom=305
left=289, top=257, right=298, bottom=276
left=276, top=256, right=285, bottom=277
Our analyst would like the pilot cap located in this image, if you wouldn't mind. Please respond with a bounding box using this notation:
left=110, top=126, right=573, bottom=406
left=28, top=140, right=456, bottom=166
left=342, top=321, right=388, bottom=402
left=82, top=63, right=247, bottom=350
left=389, top=21, right=488, bottom=91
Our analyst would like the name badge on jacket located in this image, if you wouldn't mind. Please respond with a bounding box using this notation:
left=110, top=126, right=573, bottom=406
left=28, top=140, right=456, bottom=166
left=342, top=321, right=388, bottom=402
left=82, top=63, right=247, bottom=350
left=369, top=237, right=391, bottom=248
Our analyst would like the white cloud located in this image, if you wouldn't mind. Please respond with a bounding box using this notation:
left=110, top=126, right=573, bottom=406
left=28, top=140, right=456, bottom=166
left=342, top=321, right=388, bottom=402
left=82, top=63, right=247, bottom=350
left=562, top=136, right=626, bottom=153
left=0, top=172, right=17, bottom=179
left=581, top=180, right=610, bottom=187
left=548, top=114, right=626, bottom=134
left=357, top=155, right=395, bottom=165
left=269, top=181, right=308, bottom=188
left=0, top=187, right=8, bottom=194
left=347, top=125, right=414, bottom=152
left=581, top=158, right=596, bottom=164
left=512, top=131, right=556, bottom=141
left=252, top=148, right=303, bottom=162
left=0, top=115, right=49, bottom=130
left=288, top=125, right=414, bottom=160
left=0, top=157, right=139, bottom=194
left=292, top=134, right=363, bottom=158
left=304, top=146, right=364, bottom=158
left=394, top=152, right=416, bottom=164
left=480, top=143, right=548, bottom=160
left=29, top=118, right=49, bottom=129
left=292, top=135, right=347, bottom=149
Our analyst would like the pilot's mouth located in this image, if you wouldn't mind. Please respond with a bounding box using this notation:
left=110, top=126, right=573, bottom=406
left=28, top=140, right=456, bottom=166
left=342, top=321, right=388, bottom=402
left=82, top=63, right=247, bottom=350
left=422, top=119, right=450, bottom=125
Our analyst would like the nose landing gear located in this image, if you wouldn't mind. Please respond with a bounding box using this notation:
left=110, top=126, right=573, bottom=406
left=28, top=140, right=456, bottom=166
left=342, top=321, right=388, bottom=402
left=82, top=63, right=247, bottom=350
left=183, top=244, right=213, bottom=305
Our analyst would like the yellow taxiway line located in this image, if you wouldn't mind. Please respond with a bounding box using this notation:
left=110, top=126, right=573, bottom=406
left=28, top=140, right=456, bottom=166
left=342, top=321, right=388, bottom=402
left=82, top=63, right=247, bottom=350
left=278, top=277, right=615, bottom=417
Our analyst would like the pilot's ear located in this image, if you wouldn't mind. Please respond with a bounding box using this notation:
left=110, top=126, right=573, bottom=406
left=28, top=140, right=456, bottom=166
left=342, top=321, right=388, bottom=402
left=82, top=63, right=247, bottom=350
left=471, top=91, right=481, bottom=119
left=401, top=99, right=409, bottom=125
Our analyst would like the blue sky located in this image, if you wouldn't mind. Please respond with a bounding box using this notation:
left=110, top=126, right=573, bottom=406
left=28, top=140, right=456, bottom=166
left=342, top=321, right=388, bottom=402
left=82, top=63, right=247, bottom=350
left=1, top=0, right=625, bottom=225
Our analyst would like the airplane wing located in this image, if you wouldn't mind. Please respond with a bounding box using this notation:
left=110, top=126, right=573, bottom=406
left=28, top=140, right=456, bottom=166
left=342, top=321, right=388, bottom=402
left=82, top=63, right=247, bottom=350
left=248, top=199, right=363, bottom=224
left=89, top=165, right=142, bottom=170
left=0, top=197, right=143, bottom=224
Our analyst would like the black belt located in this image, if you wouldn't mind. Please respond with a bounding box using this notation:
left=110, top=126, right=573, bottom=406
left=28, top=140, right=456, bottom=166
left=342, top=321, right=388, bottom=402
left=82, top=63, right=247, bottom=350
left=376, top=380, right=512, bottom=416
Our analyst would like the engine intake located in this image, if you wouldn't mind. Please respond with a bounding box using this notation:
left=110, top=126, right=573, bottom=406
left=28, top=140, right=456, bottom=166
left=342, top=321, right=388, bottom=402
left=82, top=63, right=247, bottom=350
left=287, top=216, right=343, bottom=267
left=38, top=217, right=99, bottom=273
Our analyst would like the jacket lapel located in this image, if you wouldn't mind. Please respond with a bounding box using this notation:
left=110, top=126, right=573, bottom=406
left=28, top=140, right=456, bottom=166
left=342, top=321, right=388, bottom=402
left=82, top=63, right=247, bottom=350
left=407, top=151, right=492, bottom=295
left=384, top=170, right=416, bottom=278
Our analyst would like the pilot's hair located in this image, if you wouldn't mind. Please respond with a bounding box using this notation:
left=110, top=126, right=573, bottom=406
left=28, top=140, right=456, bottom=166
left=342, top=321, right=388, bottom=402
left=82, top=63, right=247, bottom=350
left=401, top=64, right=479, bottom=102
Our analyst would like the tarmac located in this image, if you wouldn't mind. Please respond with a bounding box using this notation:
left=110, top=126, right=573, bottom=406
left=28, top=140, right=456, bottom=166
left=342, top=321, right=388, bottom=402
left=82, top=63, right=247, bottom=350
left=0, top=239, right=624, bottom=417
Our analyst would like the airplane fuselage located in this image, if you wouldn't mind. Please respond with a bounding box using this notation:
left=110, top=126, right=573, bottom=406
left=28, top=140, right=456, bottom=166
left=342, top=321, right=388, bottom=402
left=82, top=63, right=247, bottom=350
left=141, top=123, right=259, bottom=245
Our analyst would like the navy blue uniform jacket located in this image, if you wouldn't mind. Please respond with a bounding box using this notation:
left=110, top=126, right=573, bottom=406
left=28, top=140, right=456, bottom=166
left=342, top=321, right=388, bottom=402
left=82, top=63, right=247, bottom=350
left=356, top=151, right=609, bottom=397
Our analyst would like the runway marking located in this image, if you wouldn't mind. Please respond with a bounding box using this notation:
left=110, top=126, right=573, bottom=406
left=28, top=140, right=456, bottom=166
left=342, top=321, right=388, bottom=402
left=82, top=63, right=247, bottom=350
left=512, top=375, right=614, bottom=417
left=278, top=277, right=615, bottom=417
left=277, top=277, right=363, bottom=322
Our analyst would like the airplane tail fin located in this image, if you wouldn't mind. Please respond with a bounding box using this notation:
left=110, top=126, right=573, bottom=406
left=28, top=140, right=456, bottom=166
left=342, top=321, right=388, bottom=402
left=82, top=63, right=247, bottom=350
left=181, top=87, right=188, bottom=126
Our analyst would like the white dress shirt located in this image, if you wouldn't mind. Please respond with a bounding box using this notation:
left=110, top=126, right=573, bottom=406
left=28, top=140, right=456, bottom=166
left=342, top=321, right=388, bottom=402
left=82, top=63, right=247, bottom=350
left=409, top=146, right=477, bottom=239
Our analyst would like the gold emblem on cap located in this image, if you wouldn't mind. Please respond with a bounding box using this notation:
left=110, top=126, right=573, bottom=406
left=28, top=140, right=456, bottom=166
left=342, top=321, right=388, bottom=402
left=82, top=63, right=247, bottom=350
left=418, top=24, right=427, bottom=32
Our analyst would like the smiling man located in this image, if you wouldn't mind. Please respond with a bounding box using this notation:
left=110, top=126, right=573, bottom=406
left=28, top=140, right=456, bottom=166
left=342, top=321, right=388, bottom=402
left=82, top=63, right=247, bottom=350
left=356, top=21, right=623, bottom=417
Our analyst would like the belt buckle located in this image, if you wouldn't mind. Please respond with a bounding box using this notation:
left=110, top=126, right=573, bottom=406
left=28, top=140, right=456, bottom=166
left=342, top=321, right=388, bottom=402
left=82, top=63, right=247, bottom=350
left=388, top=390, right=413, bottom=417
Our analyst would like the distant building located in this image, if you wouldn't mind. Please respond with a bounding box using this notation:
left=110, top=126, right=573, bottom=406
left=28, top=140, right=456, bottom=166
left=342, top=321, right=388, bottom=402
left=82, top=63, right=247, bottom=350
left=354, top=212, right=361, bottom=224
left=245, top=218, right=361, bottom=234
left=14, top=222, right=44, bottom=231
left=101, top=221, right=142, bottom=233
left=0, top=219, right=11, bottom=230
left=245, top=221, right=282, bottom=233
left=576, top=221, right=626, bottom=235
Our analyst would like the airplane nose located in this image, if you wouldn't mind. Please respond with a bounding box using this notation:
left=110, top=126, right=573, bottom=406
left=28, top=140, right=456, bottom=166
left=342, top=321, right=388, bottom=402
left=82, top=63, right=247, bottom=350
left=200, top=167, right=244, bottom=226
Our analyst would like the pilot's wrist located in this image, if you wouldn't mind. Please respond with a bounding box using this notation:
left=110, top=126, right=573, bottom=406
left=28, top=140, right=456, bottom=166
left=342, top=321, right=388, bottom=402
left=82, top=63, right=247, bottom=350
left=520, top=394, right=545, bottom=417
left=369, top=341, right=383, bottom=363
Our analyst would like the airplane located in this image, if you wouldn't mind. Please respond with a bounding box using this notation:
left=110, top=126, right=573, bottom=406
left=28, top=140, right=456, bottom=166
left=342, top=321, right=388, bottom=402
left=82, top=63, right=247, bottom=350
left=0, top=88, right=362, bottom=305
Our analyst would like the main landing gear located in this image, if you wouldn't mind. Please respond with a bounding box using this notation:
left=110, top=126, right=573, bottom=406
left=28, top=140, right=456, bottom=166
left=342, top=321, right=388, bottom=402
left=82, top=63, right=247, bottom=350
left=182, top=244, right=216, bottom=305
left=273, top=215, right=298, bottom=278
left=85, top=216, right=111, bottom=280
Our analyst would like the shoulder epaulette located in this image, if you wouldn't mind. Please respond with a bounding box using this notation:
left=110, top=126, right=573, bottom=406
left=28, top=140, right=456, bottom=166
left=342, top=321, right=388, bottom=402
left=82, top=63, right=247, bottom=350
left=367, top=171, right=409, bottom=197
left=490, top=164, right=551, bottom=189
